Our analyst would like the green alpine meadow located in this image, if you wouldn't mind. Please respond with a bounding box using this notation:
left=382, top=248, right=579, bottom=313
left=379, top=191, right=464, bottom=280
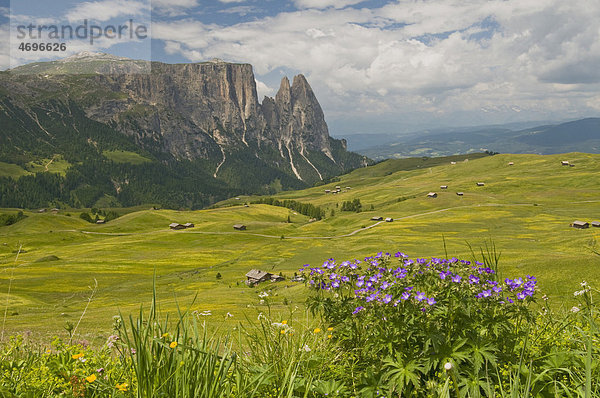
left=1, top=152, right=599, bottom=396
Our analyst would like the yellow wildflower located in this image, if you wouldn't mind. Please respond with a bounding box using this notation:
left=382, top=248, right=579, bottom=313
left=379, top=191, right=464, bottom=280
left=280, top=329, right=286, bottom=334
left=314, top=328, right=321, bottom=334
left=72, top=353, right=84, bottom=359
left=162, top=333, right=169, bottom=338
left=170, top=341, right=178, bottom=348
left=327, top=327, right=333, bottom=331
left=86, top=374, right=97, bottom=383
left=116, top=383, right=129, bottom=392
left=282, top=320, right=287, bottom=325
left=327, top=334, right=333, bottom=339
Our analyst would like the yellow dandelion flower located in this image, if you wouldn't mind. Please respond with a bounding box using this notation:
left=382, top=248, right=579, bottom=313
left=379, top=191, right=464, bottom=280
left=282, top=320, right=287, bottom=325
left=280, top=329, right=286, bottom=334
left=313, top=328, right=321, bottom=334
left=162, top=333, right=169, bottom=338
left=86, top=374, right=97, bottom=383
left=72, top=353, right=84, bottom=359
left=327, top=334, right=333, bottom=339
left=170, top=341, right=178, bottom=348
left=327, top=327, right=333, bottom=331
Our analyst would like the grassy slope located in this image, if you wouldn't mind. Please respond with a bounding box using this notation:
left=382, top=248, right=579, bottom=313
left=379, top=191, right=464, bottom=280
left=0, top=162, right=30, bottom=178
left=1, top=153, right=599, bottom=343
left=102, top=150, right=151, bottom=164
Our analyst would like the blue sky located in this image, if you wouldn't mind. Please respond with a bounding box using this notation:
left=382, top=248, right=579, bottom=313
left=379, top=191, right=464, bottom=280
left=2, top=0, right=600, bottom=135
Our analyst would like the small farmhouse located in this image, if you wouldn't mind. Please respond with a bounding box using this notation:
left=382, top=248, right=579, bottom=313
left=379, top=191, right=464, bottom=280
left=561, top=161, right=570, bottom=166
left=246, top=269, right=284, bottom=285
left=427, top=192, right=437, bottom=198
left=38, top=208, right=47, bottom=213
left=183, top=222, right=194, bottom=228
left=440, top=185, right=448, bottom=189
left=476, top=182, right=485, bottom=186
left=456, top=192, right=464, bottom=196
left=508, top=162, right=514, bottom=166
left=385, top=217, right=394, bottom=222
left=591, top=221, right=600, bottom=228
left=169, top=223, right=185, bottom=230
left=233, top=224, right=247, bottom=230
left=245, top=269, right=270, bottom=285
left=325, top=189, right=331, bottom=193
left=371, top=216, right=383, bottom=221
left=571, top=221, right=589, bottom=229
left=96, top=219, right=105, bottom=224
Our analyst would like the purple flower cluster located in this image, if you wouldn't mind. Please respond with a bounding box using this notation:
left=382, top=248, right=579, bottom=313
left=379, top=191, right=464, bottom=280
left=300, top=252, right=537, bottom=315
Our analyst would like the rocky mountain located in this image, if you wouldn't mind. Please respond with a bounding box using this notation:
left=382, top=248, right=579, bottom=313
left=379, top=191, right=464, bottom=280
left=0, top=53, right=368, bottom=209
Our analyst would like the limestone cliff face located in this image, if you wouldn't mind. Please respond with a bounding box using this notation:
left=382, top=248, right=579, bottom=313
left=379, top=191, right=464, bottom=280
left=2, top=55, right=368, bottom=184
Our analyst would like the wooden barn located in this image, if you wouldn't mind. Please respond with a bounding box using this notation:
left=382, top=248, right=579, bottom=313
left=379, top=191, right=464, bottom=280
left=476, top=182, right=485, bottom=186
left=571, top=221, right=589, bottom=229
left=456, top=192, right=464, bottom=196
left=371, top=216, right=383, bottom=221
left=233, top=224, right=247, bottom=230
left=427, top=192, right=437, bottom=198
left=561, top=161, right=570, bottom=166
left=183, top=222, right=194, bottom=228
left=246, top=269, right=284, bottom=285
left=591, top=221, right=600, bottom=228
left=440, top=185, right=448, bottom=189
left=385, top=217, right=394, bottom=222
left=245, top=269, right=271, bottom=285
left=169, top=223, right=185, bottom=230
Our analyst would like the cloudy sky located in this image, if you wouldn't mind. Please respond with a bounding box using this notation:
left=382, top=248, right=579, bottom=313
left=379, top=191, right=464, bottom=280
left=2, top=0, right=600, bottom=135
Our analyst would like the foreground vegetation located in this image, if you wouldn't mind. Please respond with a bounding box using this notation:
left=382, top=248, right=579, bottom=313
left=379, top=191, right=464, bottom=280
left=1, top=251, right=598, bottom=397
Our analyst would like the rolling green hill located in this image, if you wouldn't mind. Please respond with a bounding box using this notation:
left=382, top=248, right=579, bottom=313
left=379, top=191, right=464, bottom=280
left=1, top=152, right=599, bottom=342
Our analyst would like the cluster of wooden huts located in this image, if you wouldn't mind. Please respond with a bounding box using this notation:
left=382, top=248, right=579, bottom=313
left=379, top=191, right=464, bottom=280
left=324, top=186, right=351, bottom=195
left=371, top=216, right=394, bottom=222
left=245, top=269, right=285, bottom=286
left=169, top=222, right=195, bottom=230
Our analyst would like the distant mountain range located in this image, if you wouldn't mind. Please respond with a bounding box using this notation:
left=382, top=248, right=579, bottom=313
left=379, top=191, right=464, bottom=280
left=0, top=52, right=368, bottom=209
left=352, top=118, right=600, bottom=160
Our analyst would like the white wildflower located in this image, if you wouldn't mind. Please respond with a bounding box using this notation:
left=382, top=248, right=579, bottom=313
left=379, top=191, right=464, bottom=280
left=226, top=312, right=233, bottom=318
left=444, top=362, right=452, bottom=371
left=302, top=344, right=311, bottom=352
left=258, top=291, right=269, bottom=298
left=571, top=306, right=580, bottom=313
left=581, top=281, right=587, bottom=287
